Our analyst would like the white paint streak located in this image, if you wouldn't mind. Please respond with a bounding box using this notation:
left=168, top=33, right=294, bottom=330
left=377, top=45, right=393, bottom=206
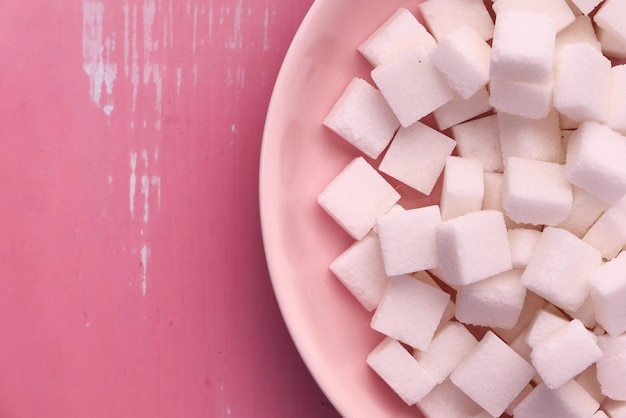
left=151, top=176, right=161, bottom=210
left=82, top=0, right=117, bottom=114
left=192, top=2, right=199, bottom=54
left=141, top=174, right=150, bottom=223
left=131, top=4, right=139, bottom=112
left=141, top=244, right=149, bottom=296
left=226, top=0, right=244, bottom=50
left=130, top=152, right=138, bottom=218
left=123, top=2, right=130, bottom=78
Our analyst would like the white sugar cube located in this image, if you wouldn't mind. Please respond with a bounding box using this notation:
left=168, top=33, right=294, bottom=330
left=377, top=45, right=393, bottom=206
left=436, top=210, right=513, bottom=286
left=378, top=122, right=456, bottom=195
left=450, top=331, right=535, bottom=417
left=329, top=233, right=389, bottom=312
left=318, top=157, right=401, bottom=240
left=429, top=25, right=491, bottom=99
left=323, top=78, right=400, bottom=159
left=508, top=228, right=542, bottom=269
left=597, top=26, right=626, bottom=60
left=371, top=275, right=450, bottom=350
left=413, top=321, right=478, bottom=384
left=583, top=196, right=626, bottom=260
left=594, top=411, right=610, bottom=418
left=566, top=295, right=598, bottom=329
left=413, top=271, right=457, bottom=328
left=513, top=381, right=600, bottom=418
left=524, top=308, right=569, bottom=348
left=493, top=0, right=575, bottom=33
left=505, top=384, right=534, bottom=416
left=440, top=156, right=484, bottom=221
left=597, top=334, right=626, bottom=401
left=569, top=0, right=602, bottom=15
left=489, top=77, right=553, bottom=119
left=417, top=378, right=483, bottom=418
left=366, top=337, right=437, bottom=405
left=557, top=185, right=610, bottom=238
left=376, top=206, right=441, bottom=276
left=456, top=269, right=527, bottom=329
left=372, top=47, right=454, bottom=127
left=419, top=0, right=495, bottom=42
left=554, top=43, right=611, bottom=123
left=490, top=11, right=556, bottom=83
left=433, top=88, right=492, bottom=131
left=589, top=252, right=626, bottom=337
left=502, top=157, right=573, bottom=226
left=521, top=227, right=602, bottom=312
left=531, top=319, right=602, bottom=389
left=566, top=121, right=626, bottom=204
left=498, top=109, right=565, bottom=164
left=594, top=0, right=626, bottom=56
left=576, top=364, right=605, bottom=404
left=555, top=15, right=600, bottom=52
left=494, top=291, right=548, bottom=343
left=482, top=172, right=526, bottom=229
left=451, top=114, right=503, bottom=173
left=608, top=65, right=626, bottom=135
left=358, top=8, right=436, bottom=67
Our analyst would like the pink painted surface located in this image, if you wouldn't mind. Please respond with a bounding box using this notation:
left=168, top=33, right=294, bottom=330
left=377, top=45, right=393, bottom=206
left=0, top=0, right=339, bottom=417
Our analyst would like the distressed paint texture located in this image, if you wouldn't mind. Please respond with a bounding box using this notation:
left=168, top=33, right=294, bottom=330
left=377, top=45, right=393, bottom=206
left=0, top=0, right=339, bottom=417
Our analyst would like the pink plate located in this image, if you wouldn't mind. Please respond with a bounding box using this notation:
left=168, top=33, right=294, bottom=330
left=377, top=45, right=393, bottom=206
left=260, top=1, right=434, bottom=417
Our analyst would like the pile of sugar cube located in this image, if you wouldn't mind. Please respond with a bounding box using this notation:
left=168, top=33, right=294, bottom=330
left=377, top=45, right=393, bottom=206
left=318, top=0, right=626, bottom=416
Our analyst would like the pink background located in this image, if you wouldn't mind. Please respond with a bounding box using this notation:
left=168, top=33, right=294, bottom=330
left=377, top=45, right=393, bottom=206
left=0, top=0, right=339, bottom=416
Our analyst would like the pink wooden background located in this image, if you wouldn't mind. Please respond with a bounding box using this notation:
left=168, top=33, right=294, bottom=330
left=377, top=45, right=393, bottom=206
left=0, top=0, right=340, bottom=416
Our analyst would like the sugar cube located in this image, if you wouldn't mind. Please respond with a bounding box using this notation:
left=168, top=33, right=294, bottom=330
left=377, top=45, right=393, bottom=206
left=555, top=15, right=600, bottom=52
left=318, top=157, right=401, bottom=240
left=413, top=321, right=478, bottom=384
left=358, top=8, right=436, bottom=67
left=597, top=26, right=626, bottom=60
left=605, top=399, right=626, bottom=418
left=513, top=381, right=600, bottom=418
left=566, top=121, right=626, bottom=205
left=508, top=228, right=542, bottom=269
left=493, top=0, right=575, bottom=33
left=429, top=25, right=491, bottom=99
left=502, top=157, right=573, bottom=226
left=556, top=185, right=610, bottom=238
left=378, top=122, right=456, bottom=195
left=521, top=227, right=602, bottom=312
left=456, top=269, right=527, bottom=329
left=490, top=11, right=556, bottom=83
left=450, top=331, right=535, bottom=417
left=329, top=233, right=389, bottom=311
left=608, top=64, right=626, bottom=135
left=417, top=378, right=483, bottom=418
left=583, top=196, right=626, bottom=260
left=493, top=291, right=547, bottom=343
left=419, top=0, right=495, bottom=42
left=440, top=156, right=484, bottom=221
left=531, top=319, right=602, bottom=389
left=323, top=78, right=400, bottom=159
left=594, top=0, right=626, bottom=55
left=589, top=252, right=626, bottom=337
left=596, top=334, right=626, bottom=401
left=367, top=337, right=437, bottom=404
left=498, top=109, right=565, bottom=164
left=451, top=114, right=503, bottom=173
left=436, top=210, right=513, bottom=286
left=554, top=43, right=611, bottom=123
left=433, top=88, right=492, bottom=131
left=524, top=308, right=569, bottom=348
left=489, top=77, right=553, bottom=120
left=372, top=47, right=454, bottom=128
left=376, top=206, right=441, bottom=276
left=371, top=275, right=450, bottom=350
